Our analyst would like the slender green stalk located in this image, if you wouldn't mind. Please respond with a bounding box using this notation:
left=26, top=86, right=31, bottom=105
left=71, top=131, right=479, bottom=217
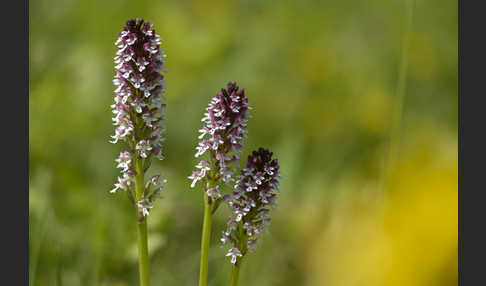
left=229, top=225, right=247, bottom=286
left=229, top=261, right=242, bottom=286
left=135, top=159, right=150, bottom=286
left=199, top=194, right=213, bottom=286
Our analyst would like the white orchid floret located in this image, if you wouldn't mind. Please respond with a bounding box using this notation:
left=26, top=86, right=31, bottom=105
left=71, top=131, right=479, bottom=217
left=116, top=151, right=132, bottom=172
left=136, top=140, right=153, bottom=158
left=137, top=199, right=153, bottom=217
left=150, top=174, right=167, bottom=187
left=188, top=170, right=204, bottom=188
left=206, top=185, right=221, bottom=199
left=110, top=173, right=132, bottom=194
left=226, top=247, right=242, bottom=265
left=196, top=160, right=211, bottom=177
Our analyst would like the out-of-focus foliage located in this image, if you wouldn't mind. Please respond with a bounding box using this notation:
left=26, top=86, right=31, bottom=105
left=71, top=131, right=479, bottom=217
left=29, top=0, right=457, bottom=285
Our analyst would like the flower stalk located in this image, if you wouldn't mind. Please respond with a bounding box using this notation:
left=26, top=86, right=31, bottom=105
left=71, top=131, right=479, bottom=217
left=229, top=225, right=247, bottom=286
left=199, top=192, right=213, bottom=286
left=229, top=261, right=241, bottom=286
left=135, top=158, right=150, bottom=286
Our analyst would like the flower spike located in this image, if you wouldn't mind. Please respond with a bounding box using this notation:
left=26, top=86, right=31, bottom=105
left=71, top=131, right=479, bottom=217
left=189, top=82, right=250, bottom=198
left=110, top=18, right=167, bottom=218
left=222, top=147, right=281, bottom=264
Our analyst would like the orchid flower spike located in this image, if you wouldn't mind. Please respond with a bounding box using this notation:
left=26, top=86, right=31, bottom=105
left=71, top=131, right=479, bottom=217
left=221, top=147, right=281, bottom=265
left=109, top=18, right=167, bottom=219
left=188, top=82, right=250, bottom=200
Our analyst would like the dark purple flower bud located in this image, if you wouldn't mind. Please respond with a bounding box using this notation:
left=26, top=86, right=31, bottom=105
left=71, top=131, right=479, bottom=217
left=222, top=148, right=281, bottom=264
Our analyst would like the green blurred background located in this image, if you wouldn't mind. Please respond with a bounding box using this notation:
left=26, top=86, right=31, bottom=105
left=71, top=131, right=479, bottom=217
left=29, top=0, right=457, bottom=285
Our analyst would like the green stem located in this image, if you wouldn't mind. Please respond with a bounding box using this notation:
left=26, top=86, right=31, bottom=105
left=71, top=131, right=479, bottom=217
left=229, top=225, right=247, bottom=286
left=199, top=195, right=213, bottom=286
left=229, top=262, right=241, bottom=286
left=135, top=159, right=150, bottom=286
